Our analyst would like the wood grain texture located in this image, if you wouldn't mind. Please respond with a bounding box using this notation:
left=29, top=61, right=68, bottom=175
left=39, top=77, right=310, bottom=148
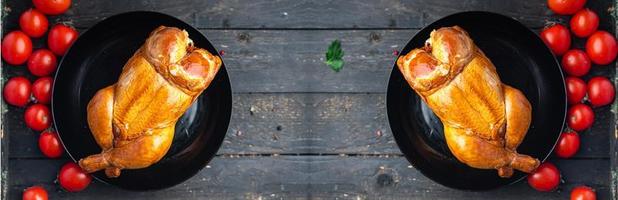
left=199, top=29, right=616, bottom=93
left=0, top=0, right=567, bottom=30
left=609, top=101, right=617, bottom=199
left=1, top=4, right=8, bottom=197
left=611, top=4, right=618, bottom=198
left=206, top=29, right=409, bottom=93
left=8, top=93, right=610, bottom=158
left=207, top=27, right=615, bottom=93
left=2, top=0, right=612, bottom=30
left=6, top=157, right=610, bottom=200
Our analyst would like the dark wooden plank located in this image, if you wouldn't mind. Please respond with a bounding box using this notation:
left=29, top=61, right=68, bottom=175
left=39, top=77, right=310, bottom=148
left=0, top=29, right=615, bottom=94
left=1, top=27, right=615, bottom=94
left=4, top=0, right=614, bottom=30
left=220, top=93, right=394, bottom=155
left=609, top=101, right=617, bottom=200
left=307, top=157, right=610, bottom=200
left=207, top=29, right=409, bottom=93
left=206, top=29, right=614, bottom=93
left=1, top=0, right=572, bottom=30
left=610, top=2, right=618, bottom=198
left=8, top=93, right=609, bottom=158
left=7, top=157, right=312, bottom=200
left=1, top=98, right=8, bottom=200
left=1, top=34, right=8, bottom=200
left=208, top=28, right=617, bottom=93
left=2, top=0, right=7, bottom=198
left=7, top=157, right=610, bottom=199
left=609, top=109, right=618, bottom=199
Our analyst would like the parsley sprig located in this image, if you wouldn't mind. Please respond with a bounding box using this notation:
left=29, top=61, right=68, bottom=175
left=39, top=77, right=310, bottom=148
left=325, top=40, right=344, bottom=72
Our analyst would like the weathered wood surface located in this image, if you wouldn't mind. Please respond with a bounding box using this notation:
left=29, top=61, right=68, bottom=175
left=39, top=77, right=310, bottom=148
left=1, top=0, right=616, bottom=199
left=0, top=0, right=614, bottom=30
left=6, top=157, right=611, bottom=200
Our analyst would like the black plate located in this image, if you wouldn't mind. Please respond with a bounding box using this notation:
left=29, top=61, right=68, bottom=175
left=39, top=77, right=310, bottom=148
left=52, top=11, right=232, bottom=190
left=387, top=11, right=566, bottom=190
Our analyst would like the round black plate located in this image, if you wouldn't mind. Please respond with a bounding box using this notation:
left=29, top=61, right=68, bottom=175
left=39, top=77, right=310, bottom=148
left=52, top=11, right=232, bottom=190
left=387, top=11, right=566, bottom=190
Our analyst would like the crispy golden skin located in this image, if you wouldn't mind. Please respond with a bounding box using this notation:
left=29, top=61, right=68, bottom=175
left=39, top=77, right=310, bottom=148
left=79, top=26, right=221, bottom=178
left=397, top=26, right=539, bottom=177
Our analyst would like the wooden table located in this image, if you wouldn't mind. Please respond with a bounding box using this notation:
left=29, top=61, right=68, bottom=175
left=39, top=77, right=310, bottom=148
left=1, top=0, right=616, bottom=199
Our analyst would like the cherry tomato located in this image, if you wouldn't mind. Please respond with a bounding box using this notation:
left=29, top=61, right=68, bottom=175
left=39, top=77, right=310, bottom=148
left=568, top=103, right=594, bottom=131
left=566, top=77, right=587, bottom=104
left=2, top=31, right=33, bottom=65
left=587, top=76, right=615, bottom=107
left=562, top=50, right=591, bottom=77
left=28, top=49, right=57, bottom=77
left=38, top=130, right=63, bottom=158
left=58, top=162, right=91, bottom=192
left=32, top=77, right=52, bottom=104
left=33, top=0, right=71, bottom=15
left=571, top=186, right=596, bottom=200
left=586, top=31, right=618, bottom=65
left=24, top=104, right=51, bottom=131
left=3, top=76, right=31, bottom=107
left=548, top=0, right=586, bottom=15
left=555, top=131, right=580, bottom=158
left=527, top=162, right=561, bottom=192
left=570, top=9, right=599, bottom=38
left=22, top=186, right=48, bottom=200
left=19, top=9, right=48, bottom=38
left=48, top=24, right=78, bottom=56
left=541, top=24, right=571, bottom=56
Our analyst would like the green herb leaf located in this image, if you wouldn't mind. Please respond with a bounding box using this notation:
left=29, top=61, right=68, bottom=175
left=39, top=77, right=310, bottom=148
left=326, top=59, right=343, bottom=72
left=325, top=40, right=344, bottom=72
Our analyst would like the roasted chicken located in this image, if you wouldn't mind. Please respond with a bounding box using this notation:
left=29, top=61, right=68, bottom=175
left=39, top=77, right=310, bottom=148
left=396, top=26, right=539, bottom=177
left=79, top=26, right=222, bottom=178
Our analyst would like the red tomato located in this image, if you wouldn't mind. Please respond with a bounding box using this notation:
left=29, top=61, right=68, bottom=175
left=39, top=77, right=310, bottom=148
left=33, top=0, right=71, bottom=15
left=2, top=31, right=33, bottom=65
left=566, top=77, right=587, bottom=104
left=24, top=104, right=51, bottom=131
left=19, top=9, right=48, bottom=38
left=28, top=49, right=57, bottom=77
left=541, top=24, right=571, bottom=56
left=527, top=162, right=561, bottom=192
left=58, top=162, right=91, bottom=192
left=554, top=131, right=580, bottom=158
left=568, top=103, right=594, bottom=131
left=38, top=130, right=63, bottom=158
left=571, top=186, right=596, bottom=200
left=32, top=77, right=52, bottom=104
left=587, top=76, right=615, bottom=107
left=586, top=31, right=618, bottom=65
left=3, top=76, right=31, bottom=107
left=548, top=0, right=586, bottom=15
left=22, top=186, right=48, bottom=200
left=48, top=24, right=78, bottom=56
left=562, top=49, right=591, bottom=77
left=570, top=9, right=599, bottom=38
